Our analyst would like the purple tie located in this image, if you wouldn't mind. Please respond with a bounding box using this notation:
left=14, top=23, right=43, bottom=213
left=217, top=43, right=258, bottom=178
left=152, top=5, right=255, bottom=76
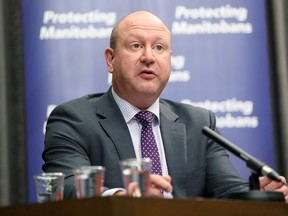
left=135, top=111, right=162, bottom=175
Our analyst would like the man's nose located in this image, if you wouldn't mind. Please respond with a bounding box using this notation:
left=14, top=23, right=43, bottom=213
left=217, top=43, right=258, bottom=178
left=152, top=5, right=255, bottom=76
left=140, top=47, right=156, bottom=65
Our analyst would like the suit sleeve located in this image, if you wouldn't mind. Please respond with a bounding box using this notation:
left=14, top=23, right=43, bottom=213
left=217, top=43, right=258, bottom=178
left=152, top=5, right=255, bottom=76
left=205, top=110, right=249, bottom=198
left=42, top=102, right=93, bottom=199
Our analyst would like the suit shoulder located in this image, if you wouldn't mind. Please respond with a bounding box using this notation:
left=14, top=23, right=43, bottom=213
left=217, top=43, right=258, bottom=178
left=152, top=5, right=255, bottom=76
left=160, top=98, right=217, bottom=129
left=160, top=98, right=211, bottom=115
left=50, top=92, right=105, bottom=115
left=57, top=93, right=105, bottom=106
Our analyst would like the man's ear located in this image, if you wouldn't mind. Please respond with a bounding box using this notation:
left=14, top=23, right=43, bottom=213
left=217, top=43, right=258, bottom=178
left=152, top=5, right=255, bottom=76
left=104, top=48, right=114, bottom=73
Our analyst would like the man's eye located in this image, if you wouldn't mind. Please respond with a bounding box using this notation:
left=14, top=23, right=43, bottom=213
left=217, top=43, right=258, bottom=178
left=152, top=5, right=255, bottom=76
left=154, top=44, right=164, bottom=51
left=131, top=44, right=141, bottom=49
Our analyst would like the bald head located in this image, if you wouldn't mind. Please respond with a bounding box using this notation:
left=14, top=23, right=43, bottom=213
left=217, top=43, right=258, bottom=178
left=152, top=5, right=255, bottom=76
left=110, top=11, right=171, bottom=49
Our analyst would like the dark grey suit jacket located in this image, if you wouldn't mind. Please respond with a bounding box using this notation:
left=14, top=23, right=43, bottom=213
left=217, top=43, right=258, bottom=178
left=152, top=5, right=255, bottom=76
left=43, top=88, right=248, bottom=199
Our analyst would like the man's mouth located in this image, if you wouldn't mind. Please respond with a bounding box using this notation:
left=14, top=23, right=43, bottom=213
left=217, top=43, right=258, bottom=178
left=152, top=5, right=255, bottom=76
left=140, top=70, right=155, bottom=75
left=139, top=70, right=156, bottom=79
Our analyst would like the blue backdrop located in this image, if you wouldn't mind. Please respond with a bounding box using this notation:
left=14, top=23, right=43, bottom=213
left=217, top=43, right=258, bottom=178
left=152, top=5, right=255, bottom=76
left=22, top=0, right=274, bottom=203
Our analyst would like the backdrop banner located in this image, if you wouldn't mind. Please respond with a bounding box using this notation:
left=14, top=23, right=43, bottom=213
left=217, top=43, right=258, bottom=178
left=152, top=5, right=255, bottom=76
left=22, top=0, right=274, bottom=203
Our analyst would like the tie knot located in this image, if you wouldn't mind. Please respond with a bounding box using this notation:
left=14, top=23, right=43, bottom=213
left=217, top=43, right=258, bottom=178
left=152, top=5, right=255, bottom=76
left=135, top=111, right=154, bottom=126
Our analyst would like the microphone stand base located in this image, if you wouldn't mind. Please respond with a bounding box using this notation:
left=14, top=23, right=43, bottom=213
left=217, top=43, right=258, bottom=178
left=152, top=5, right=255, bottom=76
left=228, top=191, right=285, bottom=202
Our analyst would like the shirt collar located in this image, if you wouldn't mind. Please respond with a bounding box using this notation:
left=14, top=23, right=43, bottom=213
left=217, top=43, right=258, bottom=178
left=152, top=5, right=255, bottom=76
left=111, top=87, right=160, bottom=123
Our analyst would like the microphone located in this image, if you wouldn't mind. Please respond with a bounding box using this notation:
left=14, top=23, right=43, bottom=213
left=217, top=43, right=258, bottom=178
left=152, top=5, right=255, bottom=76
left=202, top=126, right=287, bottom=186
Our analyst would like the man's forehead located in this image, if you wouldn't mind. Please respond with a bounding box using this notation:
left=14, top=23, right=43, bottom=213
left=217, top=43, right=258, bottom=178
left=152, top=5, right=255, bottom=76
left=123, top=24, right=168, bottom=33
left=117, top=26, right=171, bottom=46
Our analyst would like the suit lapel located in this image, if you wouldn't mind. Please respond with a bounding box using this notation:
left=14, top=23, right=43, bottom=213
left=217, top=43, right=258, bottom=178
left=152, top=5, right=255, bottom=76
left=160, top=102, right=187, bottom=197
left=92, top=89, right=136, bottom=160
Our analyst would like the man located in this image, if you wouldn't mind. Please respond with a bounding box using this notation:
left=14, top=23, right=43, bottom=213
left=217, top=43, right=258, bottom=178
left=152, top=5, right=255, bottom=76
left=42, top=10, right=288, bottom=202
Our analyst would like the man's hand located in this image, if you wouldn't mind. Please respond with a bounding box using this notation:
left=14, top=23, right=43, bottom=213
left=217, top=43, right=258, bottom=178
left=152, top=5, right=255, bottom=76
left=115, top=174, right=172, bottom=198
left=147, top=174, right=172, bottom=197
left=259, top=176, right=288, bottom=203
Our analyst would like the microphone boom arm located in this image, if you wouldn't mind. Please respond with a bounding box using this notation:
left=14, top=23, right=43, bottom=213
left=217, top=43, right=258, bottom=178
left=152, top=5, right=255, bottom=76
left=202, top=126, right=286, bottom=185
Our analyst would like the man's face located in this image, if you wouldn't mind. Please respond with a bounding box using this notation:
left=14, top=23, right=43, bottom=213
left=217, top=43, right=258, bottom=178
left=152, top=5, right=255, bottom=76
left=105, top=12, right=172, bottom=109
